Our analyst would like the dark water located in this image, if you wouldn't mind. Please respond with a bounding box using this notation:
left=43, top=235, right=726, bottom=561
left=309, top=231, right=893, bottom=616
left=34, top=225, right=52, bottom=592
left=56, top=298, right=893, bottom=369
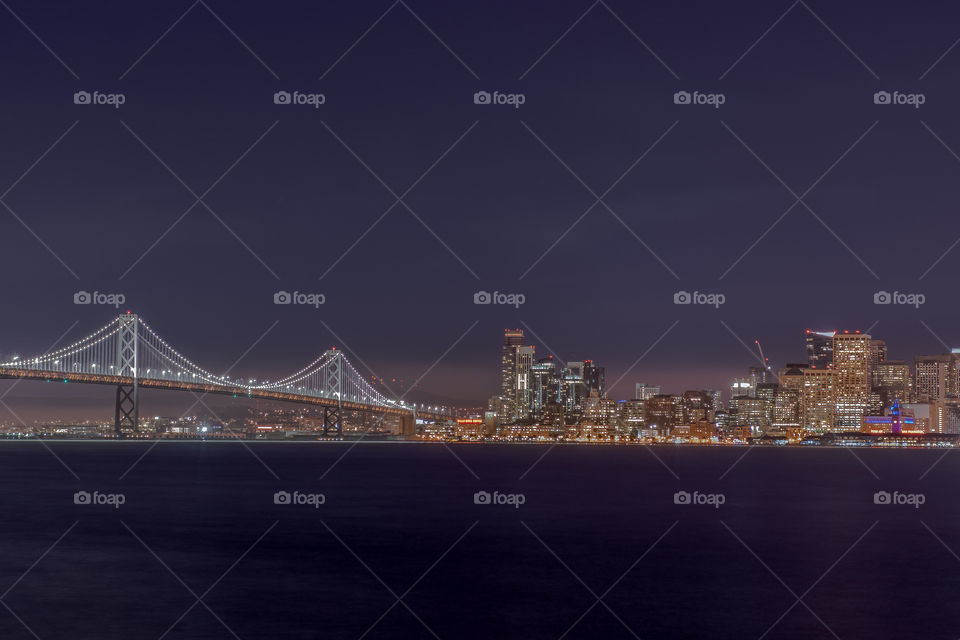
left=0, top=441, right=957, bottom=639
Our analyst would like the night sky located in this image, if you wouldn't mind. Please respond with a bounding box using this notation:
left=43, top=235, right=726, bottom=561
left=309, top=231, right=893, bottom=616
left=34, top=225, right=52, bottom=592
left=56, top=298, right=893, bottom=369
left=1, top=0, right=959, bottom=420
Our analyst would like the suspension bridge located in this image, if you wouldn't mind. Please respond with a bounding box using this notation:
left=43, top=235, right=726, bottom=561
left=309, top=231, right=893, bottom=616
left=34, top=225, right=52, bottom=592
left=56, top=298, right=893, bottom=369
left=0, top=313, right=448, bottom=435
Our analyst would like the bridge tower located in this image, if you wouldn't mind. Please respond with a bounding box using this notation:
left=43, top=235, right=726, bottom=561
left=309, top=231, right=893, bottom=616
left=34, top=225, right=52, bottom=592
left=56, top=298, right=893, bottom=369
left=322, top=349, right=343, bottom=437
left=115, top=313, right=139, bottom=436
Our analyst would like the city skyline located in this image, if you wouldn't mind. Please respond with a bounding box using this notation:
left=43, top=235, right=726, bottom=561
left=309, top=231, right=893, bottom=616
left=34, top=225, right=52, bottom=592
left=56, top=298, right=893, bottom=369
left=4, top=2, right=960, bottom=425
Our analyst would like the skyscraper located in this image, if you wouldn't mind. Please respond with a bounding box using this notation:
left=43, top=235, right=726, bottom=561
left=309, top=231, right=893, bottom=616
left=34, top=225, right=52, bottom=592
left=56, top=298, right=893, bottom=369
left=805, top=330, right=836, bottom=369
left=801, top=368, right=835, bottom=432
left=833, top=332, right=872, bottom=430
left=635, top=383, right=661, bottom=400
left=500, top=329, right=534, bottom=423
left=915, top=354, right=955, bottom=403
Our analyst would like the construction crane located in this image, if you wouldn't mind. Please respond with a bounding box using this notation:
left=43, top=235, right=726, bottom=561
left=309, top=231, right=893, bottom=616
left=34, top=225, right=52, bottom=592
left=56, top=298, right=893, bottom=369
left=754, top=340, right=775, bottom=381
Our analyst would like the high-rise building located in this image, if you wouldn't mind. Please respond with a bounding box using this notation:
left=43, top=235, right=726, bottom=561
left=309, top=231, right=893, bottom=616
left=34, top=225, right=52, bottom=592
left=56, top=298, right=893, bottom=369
left=644, top=394, right=682, bottom=436
left=801, top=368, right=835, bottom=432
left=915, top=354, right=954, bottom=403
left=500, top=329, right=534, bottom=423
left=583, top=360, right=605, bottom=395
left=832, top=332, right=872, bottom=430
left=635, top=383, right=661, bottom=400
left=530, top=357, right=559, bottom=420
left=730, top=378, right=753, bottom=400
left=806, top=330, right=836, bottom=369
left=560, top=361, right=586, bottom=416
left=779, top=364, right=807, bottom=392
left=870, top=340, right=887, bottom=366
left=873, top=360, right=910, bottom=406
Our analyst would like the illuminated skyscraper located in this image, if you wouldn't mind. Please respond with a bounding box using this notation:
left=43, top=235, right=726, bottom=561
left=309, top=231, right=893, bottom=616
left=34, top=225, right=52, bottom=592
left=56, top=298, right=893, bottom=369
left=805, top=330, right=835, bottom=369
left=801, top=368, right=835, bottom=432
left=833, top=332, right=872, bottom=430
left=635, top=383, right=660, bottom=400
left=915, top=354, right=954, bottom=403
left=500, top=329, right=534, bottom=423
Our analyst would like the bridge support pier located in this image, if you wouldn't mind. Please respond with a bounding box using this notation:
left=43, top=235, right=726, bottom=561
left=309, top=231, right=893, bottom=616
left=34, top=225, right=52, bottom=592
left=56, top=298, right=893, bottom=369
left=115, top=384, right=138, bottom=435
left=323, top=405, right=341, bottom=437
left=114, top=313, right=139, bottom=437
